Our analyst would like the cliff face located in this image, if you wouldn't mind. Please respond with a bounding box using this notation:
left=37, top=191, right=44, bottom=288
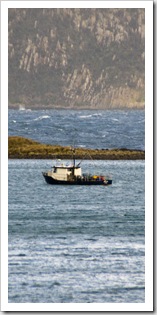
left=8, top=8, right=145, bottom=109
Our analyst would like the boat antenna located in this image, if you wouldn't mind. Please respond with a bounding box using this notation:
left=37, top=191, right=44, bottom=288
left=72, top=147, right=75, bottom=167
left=70, top=128, right=77, bottom=168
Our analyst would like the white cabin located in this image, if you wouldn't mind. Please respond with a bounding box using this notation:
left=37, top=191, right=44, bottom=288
left=47, top=165, right=82, bottom=181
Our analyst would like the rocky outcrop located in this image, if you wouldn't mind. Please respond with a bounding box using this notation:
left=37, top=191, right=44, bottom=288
left=8, top=8, right=145, bottom=109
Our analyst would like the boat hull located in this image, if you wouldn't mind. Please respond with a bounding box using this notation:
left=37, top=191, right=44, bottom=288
left=42, top=173, right=112, bottom=186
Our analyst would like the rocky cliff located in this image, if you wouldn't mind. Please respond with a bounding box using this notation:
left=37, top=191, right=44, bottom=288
left=8, top=8, right=145, bottom=109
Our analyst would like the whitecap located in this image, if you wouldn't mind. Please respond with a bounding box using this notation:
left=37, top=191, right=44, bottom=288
left=33, top=115, right=50, bottom=121
left=79, top=113, right=102, bottom=119
left=79, top=115, right=92, bottom=119
left=92, top=113, right=102, bottom=117
left=19, top=105, right=25, bottom=111
left=12, top=120, right=16, bottom=123
left=111, top=118, right=119, bottom=122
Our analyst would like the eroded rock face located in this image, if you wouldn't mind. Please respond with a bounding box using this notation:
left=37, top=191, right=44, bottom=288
left=8, top=8, right=145, bottom=109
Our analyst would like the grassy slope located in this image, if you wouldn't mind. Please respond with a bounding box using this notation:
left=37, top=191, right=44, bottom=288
left=8, top=136, right=145, bottom=160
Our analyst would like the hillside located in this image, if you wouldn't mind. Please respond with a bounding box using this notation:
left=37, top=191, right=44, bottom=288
left=8, top=8, right=145, bottom=109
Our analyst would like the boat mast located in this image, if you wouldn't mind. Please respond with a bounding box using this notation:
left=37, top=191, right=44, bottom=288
left=72, top=147, right=75, bottom=167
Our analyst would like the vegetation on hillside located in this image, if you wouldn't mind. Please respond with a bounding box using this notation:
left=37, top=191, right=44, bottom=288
left=8, top=136, right=145, bottom=160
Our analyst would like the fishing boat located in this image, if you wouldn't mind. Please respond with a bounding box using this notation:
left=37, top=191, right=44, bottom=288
left=42, top=149, right=112, bottom=186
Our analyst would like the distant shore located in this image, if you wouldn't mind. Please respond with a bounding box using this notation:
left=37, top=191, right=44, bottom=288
left=9, top=104, right=145, bottom=110
left=8, top=136, right=145, bottom=160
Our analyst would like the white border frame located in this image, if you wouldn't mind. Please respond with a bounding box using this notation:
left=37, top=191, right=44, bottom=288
left=1, top=1, right=153, bottom=312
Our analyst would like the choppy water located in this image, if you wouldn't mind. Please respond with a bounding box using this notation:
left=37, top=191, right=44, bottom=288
left=9, top=109, right=145, bottom=150
left=8, top=159, right=145, bottom=303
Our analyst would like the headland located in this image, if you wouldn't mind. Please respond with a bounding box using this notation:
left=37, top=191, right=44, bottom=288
left=8, top=136, right=145, bottom=160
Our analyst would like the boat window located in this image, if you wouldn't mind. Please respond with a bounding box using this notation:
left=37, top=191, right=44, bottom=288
left=53, top=167, right=57, bottom=173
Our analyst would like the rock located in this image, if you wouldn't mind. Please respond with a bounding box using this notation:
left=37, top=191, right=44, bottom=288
left=8, top=8, right=145, bottom=109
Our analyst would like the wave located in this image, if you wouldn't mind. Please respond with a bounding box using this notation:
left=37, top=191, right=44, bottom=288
left=8, top=109, right=144, bottom=151
left=18, top=106, right=32, bottom=112
left=79, top=114, right=93, bottom=119
left=92, top=113, right=102, bottom=117
left=111, top=118, right=119, bottom=122
left=79, top=113, right=102, bottom=119
left=19, top=105, right=25, bottom=111
left=33, top=115, right=50, bottom=121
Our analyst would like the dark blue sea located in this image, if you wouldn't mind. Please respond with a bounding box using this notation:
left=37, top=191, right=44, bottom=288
left=9, top=109, right=145, bottom=150
left=8, top=109, right=145, bottom=303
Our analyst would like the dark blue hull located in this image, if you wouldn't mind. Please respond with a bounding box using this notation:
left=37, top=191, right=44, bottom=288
left=43, top=173, right=112, bottom=186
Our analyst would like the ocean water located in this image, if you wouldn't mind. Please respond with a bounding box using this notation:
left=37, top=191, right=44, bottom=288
left=8, top=109, right=145, bottom=303
left=8, top=159, right=145, bottom=303
left=9, top=109, right=145, bottom=150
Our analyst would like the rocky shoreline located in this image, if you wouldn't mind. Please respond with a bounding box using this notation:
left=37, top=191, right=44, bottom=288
left=9, top=103, right=145, bottom=110
left=8, top=136, right=145, bottom=160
